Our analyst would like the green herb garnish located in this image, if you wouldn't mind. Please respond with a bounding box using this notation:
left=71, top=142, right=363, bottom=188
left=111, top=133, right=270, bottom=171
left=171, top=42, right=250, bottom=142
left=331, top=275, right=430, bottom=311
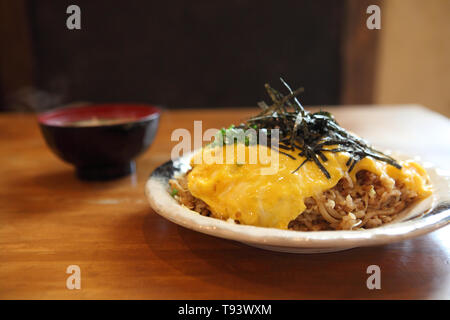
left=170, top=188, right=178, bottom=197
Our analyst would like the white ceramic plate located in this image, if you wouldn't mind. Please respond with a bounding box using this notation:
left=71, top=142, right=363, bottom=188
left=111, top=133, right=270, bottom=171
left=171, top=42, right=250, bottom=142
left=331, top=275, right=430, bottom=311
left=145, top=152, right=450, bottom=253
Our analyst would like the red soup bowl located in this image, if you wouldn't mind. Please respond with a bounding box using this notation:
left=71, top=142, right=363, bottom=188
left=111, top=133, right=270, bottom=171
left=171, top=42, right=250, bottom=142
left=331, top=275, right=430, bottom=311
left=37, top=103, right=160, bottom=180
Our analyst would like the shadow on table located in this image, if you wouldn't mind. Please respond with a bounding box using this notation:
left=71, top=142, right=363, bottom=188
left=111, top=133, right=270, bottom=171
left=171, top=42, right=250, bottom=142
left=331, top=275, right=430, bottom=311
left=9, top=168, right=141, bottom=214
left=29, top=169, right=138, bottom=191
left=142, top=213, right=448, bottom=299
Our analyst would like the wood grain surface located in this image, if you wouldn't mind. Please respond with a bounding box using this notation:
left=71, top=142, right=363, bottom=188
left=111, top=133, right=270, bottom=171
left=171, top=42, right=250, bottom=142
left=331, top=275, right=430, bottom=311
left=0, top=105, right=449, bottom=299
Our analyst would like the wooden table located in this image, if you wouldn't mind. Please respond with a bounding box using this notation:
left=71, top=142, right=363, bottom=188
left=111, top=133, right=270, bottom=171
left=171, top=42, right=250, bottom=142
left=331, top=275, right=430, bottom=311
left=1, top=105, right=449, bottom=300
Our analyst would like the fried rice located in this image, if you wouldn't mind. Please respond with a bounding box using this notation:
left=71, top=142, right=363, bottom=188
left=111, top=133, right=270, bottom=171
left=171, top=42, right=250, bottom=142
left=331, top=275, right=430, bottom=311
left=169, top=169, right=421, bottom=231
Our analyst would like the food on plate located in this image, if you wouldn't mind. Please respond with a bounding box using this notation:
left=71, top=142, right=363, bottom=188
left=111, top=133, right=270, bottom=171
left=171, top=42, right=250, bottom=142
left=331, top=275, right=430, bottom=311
left=169, top=79, right=432, bottom=231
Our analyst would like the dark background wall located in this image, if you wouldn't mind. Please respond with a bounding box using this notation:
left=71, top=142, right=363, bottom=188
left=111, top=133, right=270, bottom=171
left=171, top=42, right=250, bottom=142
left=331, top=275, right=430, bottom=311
left=29, top=0, right=342, bottom=109
left=2, top=0, right=382, bottom=111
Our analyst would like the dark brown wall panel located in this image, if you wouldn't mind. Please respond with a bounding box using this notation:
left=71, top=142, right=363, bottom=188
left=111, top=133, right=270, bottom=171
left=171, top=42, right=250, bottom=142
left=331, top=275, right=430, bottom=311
left=29, top=0, right=343, bottom=109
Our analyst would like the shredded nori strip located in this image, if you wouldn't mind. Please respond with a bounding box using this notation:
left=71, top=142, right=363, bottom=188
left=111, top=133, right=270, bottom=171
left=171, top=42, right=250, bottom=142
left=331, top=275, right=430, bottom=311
left=236, top=78, right=402, bottom=178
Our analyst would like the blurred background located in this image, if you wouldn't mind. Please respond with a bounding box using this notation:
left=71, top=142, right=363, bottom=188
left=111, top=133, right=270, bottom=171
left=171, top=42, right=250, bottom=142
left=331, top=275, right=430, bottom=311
left=1, top=0, right=449, bottom=116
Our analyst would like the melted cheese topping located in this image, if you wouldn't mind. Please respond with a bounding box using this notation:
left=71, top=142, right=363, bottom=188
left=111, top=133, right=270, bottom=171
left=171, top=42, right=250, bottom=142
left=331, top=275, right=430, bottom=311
left=187, top=144, right=432, bottom=229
